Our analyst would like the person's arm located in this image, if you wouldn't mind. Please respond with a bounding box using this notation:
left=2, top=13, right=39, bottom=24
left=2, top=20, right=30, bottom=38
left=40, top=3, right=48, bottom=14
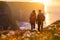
left=42, top=13, right=45, bottom=21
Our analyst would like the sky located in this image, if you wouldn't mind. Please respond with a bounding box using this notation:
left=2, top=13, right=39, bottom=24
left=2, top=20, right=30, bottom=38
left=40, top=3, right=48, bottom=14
left=0, top=0, right=60, bottom=26
left=45, top=0, right=60, bottom=26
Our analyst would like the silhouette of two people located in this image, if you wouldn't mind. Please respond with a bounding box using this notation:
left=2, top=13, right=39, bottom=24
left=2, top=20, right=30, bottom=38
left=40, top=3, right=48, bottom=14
left=30, top=10, right=45, bottom=32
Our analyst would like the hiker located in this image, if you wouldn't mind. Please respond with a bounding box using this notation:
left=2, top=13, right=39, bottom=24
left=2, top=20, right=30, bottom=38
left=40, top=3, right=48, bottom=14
left=30, top=10, right=36, bottom=32
left=37, top=10, right=45, bottom=32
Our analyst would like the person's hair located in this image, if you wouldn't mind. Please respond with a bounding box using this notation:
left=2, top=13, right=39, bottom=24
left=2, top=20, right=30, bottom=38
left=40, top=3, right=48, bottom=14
left=32, top=10, right=36, bottom=14
left=32, top=10, right=35, bottom=12
left=39, top=10, right=41, bottom=12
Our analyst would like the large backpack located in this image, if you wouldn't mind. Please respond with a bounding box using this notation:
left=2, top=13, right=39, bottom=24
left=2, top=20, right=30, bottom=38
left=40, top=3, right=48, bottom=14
left=37, top=13, right=45, bottom=22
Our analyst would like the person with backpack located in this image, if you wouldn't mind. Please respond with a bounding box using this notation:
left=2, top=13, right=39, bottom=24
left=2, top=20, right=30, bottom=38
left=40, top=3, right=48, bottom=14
left=30, top=10, right=36, bottom=32
left=37, top=10, right=45, bottom=32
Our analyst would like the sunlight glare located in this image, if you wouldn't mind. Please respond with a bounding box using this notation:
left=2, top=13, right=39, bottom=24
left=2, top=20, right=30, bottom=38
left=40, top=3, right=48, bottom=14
left=32, top=0, right=52, bottom=26
left=32, top=0, right=51, bottom=6
left=45, top=13, right=50, bottom=26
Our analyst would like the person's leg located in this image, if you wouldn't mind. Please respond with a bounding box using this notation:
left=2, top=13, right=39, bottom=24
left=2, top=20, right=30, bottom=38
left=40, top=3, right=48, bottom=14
left=31, top=24, right=34, bottom=32
left=38, top=22, right=40, bottom=31
left=33, top=23, right=35, bottom=30
left=41, top=22, right=43, bottom=32
left=31, top=24, right=32, bottom=31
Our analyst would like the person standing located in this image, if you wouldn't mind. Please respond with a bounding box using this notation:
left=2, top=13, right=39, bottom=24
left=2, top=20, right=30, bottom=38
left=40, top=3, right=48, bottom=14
left=37, top=10, right=45, bottom=32
left=30, top=10, right=36, bottom=32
